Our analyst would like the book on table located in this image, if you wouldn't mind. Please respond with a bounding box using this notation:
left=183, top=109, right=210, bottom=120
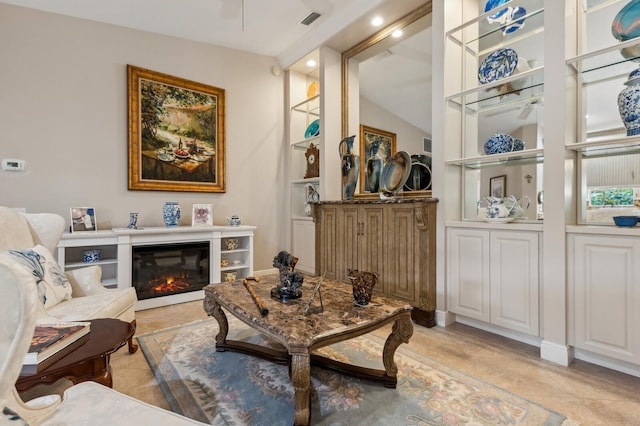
left=21, top=321, right=91, bottom=375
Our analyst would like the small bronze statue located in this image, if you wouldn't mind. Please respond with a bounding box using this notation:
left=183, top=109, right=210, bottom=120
left=271, top=250, right=304, bottom=302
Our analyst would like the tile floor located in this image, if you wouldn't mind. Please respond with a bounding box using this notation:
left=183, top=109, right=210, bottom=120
left=24, top=299, right=640, bottom=425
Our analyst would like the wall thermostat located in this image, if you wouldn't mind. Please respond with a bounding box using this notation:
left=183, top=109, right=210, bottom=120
left=2, top=159, right=26, bottom=171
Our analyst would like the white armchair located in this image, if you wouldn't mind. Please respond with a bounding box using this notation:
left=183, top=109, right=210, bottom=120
left=0, top=255, right=207, bottom=425
left=0, top=207, right=138, bottom=353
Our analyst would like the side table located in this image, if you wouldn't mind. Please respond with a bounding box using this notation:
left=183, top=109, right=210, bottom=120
left=16, top=318, right=134, bottom=391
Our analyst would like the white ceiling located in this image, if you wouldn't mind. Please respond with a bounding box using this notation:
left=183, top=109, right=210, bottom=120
left=0, top=0, right=431, bottom=133
left=0, top=0, right=425, bottom=67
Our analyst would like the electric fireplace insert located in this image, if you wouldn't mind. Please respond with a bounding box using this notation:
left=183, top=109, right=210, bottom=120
left=131, top=241, right=210, bottom=300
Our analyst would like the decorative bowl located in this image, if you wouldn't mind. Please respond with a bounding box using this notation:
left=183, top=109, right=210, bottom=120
left=380, top=151, right=412, bottom=196
left=478, top=48, right=519, bottom=85
left=484, top=0, right=511, bottom=24
left=225, top=239, right=239, bottom=250
left=511, top=137, right=525, bottom=151
left=503, top=6, right=527, bottom=35
left=224, top=271, right=238, bottom=282
left=613, top=216, right=639, bottom=227
left=403, top=154, right=432, bottom=191
left=612, top=0, right=640, bottom=42
left=82, top=249, right=102, bottom=263
left=232, top=259, right=242, bottom=266
left=304, top=119, right=320, bottom=139
left=484, top=133, right=514, bottom=155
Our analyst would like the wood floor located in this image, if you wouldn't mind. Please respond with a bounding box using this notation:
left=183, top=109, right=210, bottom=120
left=25, top=299, right=640, bottom=424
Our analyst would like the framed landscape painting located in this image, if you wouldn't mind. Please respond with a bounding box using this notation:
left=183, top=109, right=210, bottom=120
left=127, top=65, right=226, bottom=193
left=490, top=175, right=506, bottom=198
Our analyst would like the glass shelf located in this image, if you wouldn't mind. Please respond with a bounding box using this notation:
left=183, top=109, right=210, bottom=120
left=446, top=67, right=544, bottom=110
left=446, top=148, right=543, bottom=169
left=567, top=38, right=640, bottom=85
left=447, top=0, right=544, bottom=50
left=567, top=135, right=640, bottom=158
left=291, top=136, right=320, bottom=149
left=291, top=95, right=319, bottom=115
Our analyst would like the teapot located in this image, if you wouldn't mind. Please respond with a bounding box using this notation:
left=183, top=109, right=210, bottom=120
left=479, top=195, right=530, bottom=219
left=226, top=214, right=241, bottom=226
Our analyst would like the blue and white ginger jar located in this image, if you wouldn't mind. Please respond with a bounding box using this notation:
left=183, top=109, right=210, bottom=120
left=162, top=202, right=181, bottom=227
left=618, top=66, right=640, bottom=136
left=484, top=133, right=514, bottom=155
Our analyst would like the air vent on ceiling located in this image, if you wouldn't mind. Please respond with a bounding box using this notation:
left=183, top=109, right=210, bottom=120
left=300, top=12, right=321, bottom=26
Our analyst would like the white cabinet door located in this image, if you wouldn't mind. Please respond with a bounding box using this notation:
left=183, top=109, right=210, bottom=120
left=490, top=231, right=539, bottom=336
left=448, top=228, right=490, bottom=322
left=570, top=235, right=640, bottom=364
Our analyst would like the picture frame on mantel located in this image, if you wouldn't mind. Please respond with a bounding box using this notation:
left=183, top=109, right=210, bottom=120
left=490, top=175, right=506, bottom=198
left=358, top=125, right=396, bottom=194
left=192, top=204, right=213, bottom=226
left=70, top=207, right=97, bottom=232
left=127, top=65, right=226, bottom=193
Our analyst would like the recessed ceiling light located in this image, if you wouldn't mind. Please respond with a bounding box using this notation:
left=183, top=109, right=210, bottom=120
left=391, top=29, right=403, bottom=38
left=306, top=59, right=317, bottom=68
left=371, top=16, right=383, bottom=26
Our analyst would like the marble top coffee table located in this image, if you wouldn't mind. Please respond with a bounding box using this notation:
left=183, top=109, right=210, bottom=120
left=203, top=273, right=413, bottom=426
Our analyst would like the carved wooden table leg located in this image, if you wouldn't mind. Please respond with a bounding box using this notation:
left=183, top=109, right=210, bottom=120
left=290, top=352, right=311, bottom=426
left=203, top=294, right=229, bottom=350
left=382, top=314, right=414, bottom=388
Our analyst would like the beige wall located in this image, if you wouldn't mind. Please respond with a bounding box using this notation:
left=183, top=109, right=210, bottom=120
left=0, top=4, right=287, bottom=270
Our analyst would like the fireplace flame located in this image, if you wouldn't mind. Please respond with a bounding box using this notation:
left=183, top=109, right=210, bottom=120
left=149, top=272, right=191, bottom=294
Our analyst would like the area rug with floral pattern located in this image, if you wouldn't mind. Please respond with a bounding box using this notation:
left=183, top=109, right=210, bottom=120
left=137, top=318, right=566, bottom=425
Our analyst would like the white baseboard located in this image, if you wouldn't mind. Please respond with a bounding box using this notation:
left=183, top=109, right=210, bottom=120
left=540, top=340, right=573, bottom=367
left=436, top=310, right=455, bottom=327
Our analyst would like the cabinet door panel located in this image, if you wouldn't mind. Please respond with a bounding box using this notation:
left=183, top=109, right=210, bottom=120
left=571, top=235, right=640, bottom=363
left=490, top=231, right=539, bottom=336
left=447, top=228, right=490, bottom=322
left=315, top=206, right=339, bottom=280
left=360, top=206, right=385, bottom=294
left=340, top=206, right=359, bottom=283
left=385, top=206, right=417, bottom=302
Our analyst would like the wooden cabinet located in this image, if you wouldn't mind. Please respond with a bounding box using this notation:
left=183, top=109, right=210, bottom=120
left=313, top=198, right=437, bottom=327
left=448, top=227, right=540, bottom=337
left=568, top=233, right=640, bottom=364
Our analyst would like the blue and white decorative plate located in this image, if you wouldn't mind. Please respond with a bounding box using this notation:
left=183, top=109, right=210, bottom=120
left=503, top=7, right=527, bottom=35
left=484, top=0, right=511, bottom=24
left=304, top=119, right=320, bottom=139
left=478, top=48, right=519, bottom=84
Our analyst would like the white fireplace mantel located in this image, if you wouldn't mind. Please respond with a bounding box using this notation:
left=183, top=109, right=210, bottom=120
left=58, top=225, right=256, bottom=310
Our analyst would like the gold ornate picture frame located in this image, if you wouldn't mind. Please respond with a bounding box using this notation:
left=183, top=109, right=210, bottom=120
left=127, top=65, right=225, bottom=192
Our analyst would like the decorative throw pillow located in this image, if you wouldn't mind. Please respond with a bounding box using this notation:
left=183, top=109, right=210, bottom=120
left=0, top=245, right=72, bottom=308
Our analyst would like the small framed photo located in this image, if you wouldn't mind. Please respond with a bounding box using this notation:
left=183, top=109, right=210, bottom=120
left=192, top=204, right=213, bottom=226
left=490, top=175, right=506, bottom=198
left=70, top=207, right=97, bottom=232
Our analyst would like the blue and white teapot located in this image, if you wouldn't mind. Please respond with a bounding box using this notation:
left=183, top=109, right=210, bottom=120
left=479, top=195, right=530, bottom=219
left=226, top=214, right=241, bottom=226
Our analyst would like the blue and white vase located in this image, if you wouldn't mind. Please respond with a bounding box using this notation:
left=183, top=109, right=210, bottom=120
left=162, top=202, right=181, bottom=227
left=484, top=133, right=514, bottom=155
left=618, top=66, right=640, bottom=136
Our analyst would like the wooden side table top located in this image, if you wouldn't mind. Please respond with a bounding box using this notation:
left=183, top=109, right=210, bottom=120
left=16, top=318, right=134, bottom=391
left=204, top=274, right=412, bottom=351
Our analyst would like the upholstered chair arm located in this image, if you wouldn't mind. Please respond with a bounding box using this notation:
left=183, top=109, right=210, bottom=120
left=65, top=265, right=110, bottom=296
